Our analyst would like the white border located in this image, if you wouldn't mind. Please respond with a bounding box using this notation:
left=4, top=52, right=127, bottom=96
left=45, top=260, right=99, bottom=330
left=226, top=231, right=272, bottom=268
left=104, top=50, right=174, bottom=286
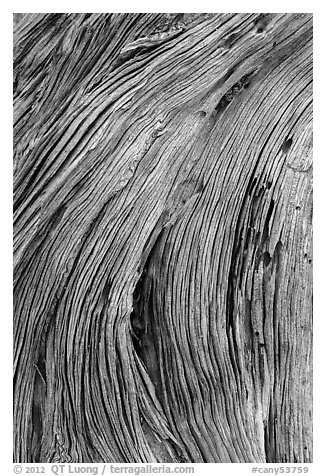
left=8, top=2, right=315, bottom=13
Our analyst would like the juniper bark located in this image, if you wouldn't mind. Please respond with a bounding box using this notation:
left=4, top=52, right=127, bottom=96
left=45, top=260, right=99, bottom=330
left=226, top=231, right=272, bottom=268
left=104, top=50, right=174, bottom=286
left=13, top=13, right=313, bottom=463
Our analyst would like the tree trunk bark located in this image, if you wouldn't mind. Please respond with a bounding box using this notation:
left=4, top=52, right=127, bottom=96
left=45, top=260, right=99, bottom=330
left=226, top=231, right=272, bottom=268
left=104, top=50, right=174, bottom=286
left=13, top=13, right=313, bottom=463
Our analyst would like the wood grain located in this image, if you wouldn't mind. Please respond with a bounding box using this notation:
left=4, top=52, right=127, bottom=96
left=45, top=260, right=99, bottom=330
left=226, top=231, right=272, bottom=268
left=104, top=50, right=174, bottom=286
left=13, top=13, right=313, bottom=463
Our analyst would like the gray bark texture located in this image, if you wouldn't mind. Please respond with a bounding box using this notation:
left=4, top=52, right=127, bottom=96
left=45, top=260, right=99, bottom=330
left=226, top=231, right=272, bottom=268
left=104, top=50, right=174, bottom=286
left=13, top=13, right=313, bottom=463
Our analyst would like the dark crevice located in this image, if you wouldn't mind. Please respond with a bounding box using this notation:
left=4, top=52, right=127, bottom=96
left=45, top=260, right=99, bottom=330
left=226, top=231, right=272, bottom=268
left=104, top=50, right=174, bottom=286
left=253, top=198, right=275, bottom=271
left=254, top=14, right=271, bottom=34
left=223, top=32, right=240, bottom=49
left=48, top=203, right=68, bottom=230
left=263, top=251, right=272, bottom=267
left=273, top=241, right=283, bottom=270
left=262, top=199, right=275, bottom=243
left=226, top=207, right=250, bottom=379
left=281, top=137, right=293, bottom=153
left=31, top=382, right=44, bottom=462
left=264, top=401, right=276, bottom=462
left=214, top=70, right=257, bottom=115
left=130, top=227, right=165, bottom=397
left=129, top=226, right=186, bottom=459
left=225, top=161, right=265, bottom=379
left=131, top=288, right=160, bottom=390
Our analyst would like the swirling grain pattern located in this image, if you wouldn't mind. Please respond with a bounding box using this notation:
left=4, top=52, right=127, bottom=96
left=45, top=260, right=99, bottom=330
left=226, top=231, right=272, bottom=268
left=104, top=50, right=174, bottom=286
left=13, top=13, right=312, bottom=463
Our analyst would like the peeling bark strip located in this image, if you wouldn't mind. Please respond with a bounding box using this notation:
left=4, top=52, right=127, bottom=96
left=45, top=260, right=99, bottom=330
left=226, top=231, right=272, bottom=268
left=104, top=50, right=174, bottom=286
left=13, top=13, right=313, bottom=463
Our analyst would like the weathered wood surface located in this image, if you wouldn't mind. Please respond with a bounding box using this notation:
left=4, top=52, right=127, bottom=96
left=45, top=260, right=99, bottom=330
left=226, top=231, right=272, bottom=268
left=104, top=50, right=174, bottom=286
left=13, top=13, right=313, bottom=463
